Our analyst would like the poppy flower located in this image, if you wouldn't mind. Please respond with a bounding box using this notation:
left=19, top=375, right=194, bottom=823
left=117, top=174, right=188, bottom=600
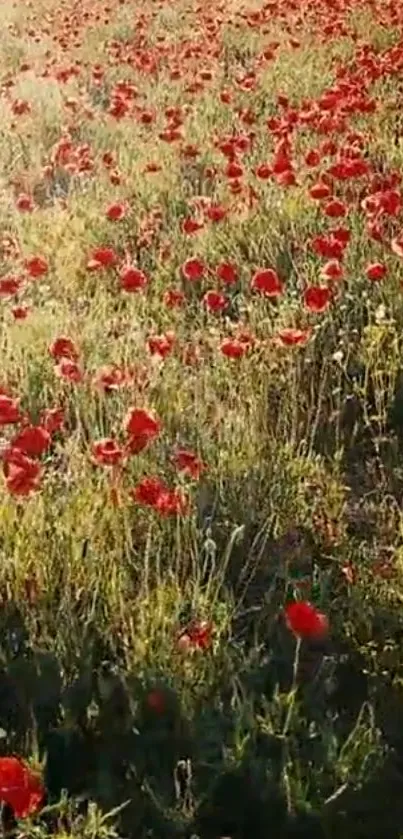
left=303, top=286, right=331, bottom=313
left=173, top=449, right=206, bottom=479
left=320, top=260, right=344, bottom=281
left=181, top=217, right=204, bottom=235
left=146, top=689, right=166, bottom=714
left=177, top=620, right=213, bottom=651
left=323, top=198, right=347, bottom=218
left=87, top=246, right=118, bottom=271
left=144, top=161, right=162, bottom=174
left=92, top=438, right=123, bottom=466
left=131, top=476, right=166, bottom=507
left=305, top=149, right=321, bottom=167
left=309, top=181, right=332, bottom=200
left=92, top=365, right=128, bottom=393
left=24, top=256, right=48, bottom=278
left=147, top=333, right=175, bottom=358
left=203, top=290, right=228, bottom=313
left=0, top=395, right=21, bottom=425
left=251, top=268, right=284, bottom=297
left=206, top=204, right=227, bottom=222
left=276, top=328, right=311, bottom=346
left=119, top=266, right=149, bottom=292
left=216, top=262, right=238, bottom=285
left=105, top=202, right=127, bottom=221
left=220, top=338, right=248, bottom=358
left=311, top=235, right=345, bottom=260
left=332, top=226, right=350, bottom=246
left=15, top=193, right=34, bottom=212
left=12, top=305, right=30, bottom=320
left=11, top=99, right=31, bottom=115
left=40, top=407, right=64, bottom=434
left=0, top=276, right=22, bottom=296
left=284, top=601, right=328, bottom=640
left=3, top=450, right=42, bottom=496
left=366, top=262, right=387, bottom=281
left=163, top=287, right=185, bottom=308
left=155, top=488, right=188, bottom=517
left=225, top=161, right=244, bottom=179
left=255, top=162, right=272, bottom=180
left=182, top=258, right=206, bottom=281
left=11, top=425, right=51, bottom=458
left=124, top=408, right=160, bottom=452
left=49, top=336, right=79, bottom=361
left=0, top=757, right=44, bottom=818
left=55, top=359, right=83, bottom=383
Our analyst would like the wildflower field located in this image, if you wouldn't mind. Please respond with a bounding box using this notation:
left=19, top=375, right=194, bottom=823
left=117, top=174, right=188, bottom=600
left=3, top=0, right=403, bottom=835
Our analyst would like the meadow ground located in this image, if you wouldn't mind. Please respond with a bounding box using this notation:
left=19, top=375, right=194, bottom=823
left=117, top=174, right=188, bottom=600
left=2, top=0, right=403, bottom=836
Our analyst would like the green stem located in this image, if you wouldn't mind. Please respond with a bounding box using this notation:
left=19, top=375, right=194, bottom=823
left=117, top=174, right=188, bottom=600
left=282, top=635, right=302, bottom=738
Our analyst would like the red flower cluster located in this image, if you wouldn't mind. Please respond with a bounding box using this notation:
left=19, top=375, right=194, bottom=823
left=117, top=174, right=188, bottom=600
left=0, top=757, right=44, bottom=818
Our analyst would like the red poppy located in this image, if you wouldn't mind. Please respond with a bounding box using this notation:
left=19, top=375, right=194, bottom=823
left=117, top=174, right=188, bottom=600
left=178, top=620, right=213, bottom=651
left=15, top=193, right=34, bottom=212
left=24, top=256, right=48, bottom=278
left=144, top=161, right=162, bottom=174
left=0, top=395, right=21, bottom=425
left=155, top=487, right=188, bottom=517
left=320, top=260, right=344, bottom=281
left=55, top=359, right=83, bottom=383
left=203, top=290, right=228, bottom=313
left=40, top=407, right=64, bottom=434
left=309, top=181, right=332, bottom=200
left=124, top=408, right=160, bottom=452
left=303, top=286, right=331, bottom=313
left=323, top=198, right=347, bottom=219
left=0, top=276, right=23, bottom=296
left=206, top=203, right=227, bottom=222
left=216, top=262, right=238, bottom=285
left=284, top=601, right=328, bottom=640
left=366, top=262, right=387, bottom=281
left=146, top=689, right=166, bottom=714
left=11, top=425, right=51, bottom=458
left=12, top=306, right=30, bottom=320
left=49, top=336, right=79, bottom=361
left=225, top=161, right=243, bottom=179
left=131, top=476, right=166, bottom=507
left=173, top=449, right=206, bottom=479
left=87, top=246, right=118, bottom=271
left=11, top=99, right=31, bottom=116
left=251, top=268, right=284, bottom=297
left=276, top=328, right=311, bottom=346
left=163, top=287, right=185, bottom=308
left=106, top=202, right=127, bottom=221
left=119, top=265, right=149, bottom=292
left=311, top=235, right=345, bottom=260
left=0, top=757, right=44, bottom=818
left=220, top=338, right=248, bottom=358
left=92, top=365, right=129, bottom=393
left=181, top=218, right=204, bottom=235
left=332, top=226, right=351, bottom=246
left=92, top=438, right=123, bottom=466
left=147, top=333, right=175, bottom=358
left=252, top=157, right=272, bottom=179
left=182, top=257, right=206, bottom=281
left=3, top=450, right=42, bottom=496
left=305, top=149, right=321, bottom=167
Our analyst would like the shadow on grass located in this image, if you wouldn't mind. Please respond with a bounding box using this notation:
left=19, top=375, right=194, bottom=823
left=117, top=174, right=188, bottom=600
left=1, top=595, right=403, bottom=838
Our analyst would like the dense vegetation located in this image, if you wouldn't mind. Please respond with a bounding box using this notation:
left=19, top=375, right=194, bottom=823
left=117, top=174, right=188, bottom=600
left=2, top=0, right=403, bottom=836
